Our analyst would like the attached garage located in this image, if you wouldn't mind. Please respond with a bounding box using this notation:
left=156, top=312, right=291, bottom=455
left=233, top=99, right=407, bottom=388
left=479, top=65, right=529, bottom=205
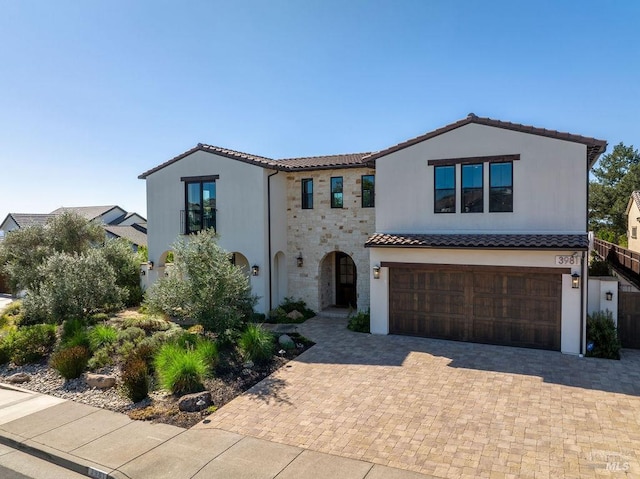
left=387, top=264, right=566, bottom=351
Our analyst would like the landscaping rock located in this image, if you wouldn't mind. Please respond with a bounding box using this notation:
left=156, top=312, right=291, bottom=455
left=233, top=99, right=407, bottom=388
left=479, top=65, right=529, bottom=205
left=242, top=360, right=254, bottom=369
left=85, top=373, right=116, bottom=389
left=5, top=372, right=30, bottom=384
left=279, top=334, right=295, bottom=349
left=286, top=310, right=304, bottom=321
left=178, top=391, right=212, bottom=412
left=241, top=368, right=252, bottom=376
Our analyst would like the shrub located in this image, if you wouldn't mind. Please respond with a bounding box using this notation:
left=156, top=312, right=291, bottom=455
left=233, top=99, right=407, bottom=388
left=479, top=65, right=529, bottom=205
left=586, top=310, right=621, bottom=360
left=0, top=301, right=23, bottom=328
left=145, top=230, right=256, bottom=334
left=279, top=297, right=316, bottom=319
left=122, top=357, right=149, bottom=402
left=50, top=346, right=89, bottom=379
left=117, top=327, right=146, bottom=344
left=123, top=316, right=171, bottom=332
left=347, top=309, right=370, bottom=333
left=61, top=318, right=89, bottom=349
left=588, top=259, right=611, bottom=277
left=87, top=312, right=110, bottom=324
left=101, top=238, right=145, bottom=307
left=88, top=325, right=118, bottom=352
left=239, top=324, right=274, bottom=362
left=87, top=345, right=114, bottom=370
left=9, top=324, right=56, bottom=365
left=154, top=341, right=214, bottom=395
left=117, top=340, right=136, bottom=360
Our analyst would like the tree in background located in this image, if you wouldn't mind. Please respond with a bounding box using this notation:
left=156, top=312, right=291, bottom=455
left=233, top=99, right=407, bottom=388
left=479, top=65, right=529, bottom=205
left=145, top=229, right=256, bottom=335
left=589, top=143, right=640, bottom=245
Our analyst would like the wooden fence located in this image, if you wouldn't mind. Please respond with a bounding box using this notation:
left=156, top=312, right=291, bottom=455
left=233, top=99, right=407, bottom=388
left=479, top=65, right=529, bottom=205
left=593, top=237, right=640, bottom=275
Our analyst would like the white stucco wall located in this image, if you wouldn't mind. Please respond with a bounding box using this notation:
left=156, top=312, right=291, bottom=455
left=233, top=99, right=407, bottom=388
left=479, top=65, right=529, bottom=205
left=375, top=123, right=588, bottom=234
left=144, top=150, right=281, bottom=313
left=587, top=277, right=619, bottom=325
left=369, top=247, right=584, bottom=354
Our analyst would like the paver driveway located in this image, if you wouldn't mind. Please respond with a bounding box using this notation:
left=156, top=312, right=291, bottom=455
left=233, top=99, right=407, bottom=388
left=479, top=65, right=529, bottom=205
left=198, top=316, right=640, bottom=478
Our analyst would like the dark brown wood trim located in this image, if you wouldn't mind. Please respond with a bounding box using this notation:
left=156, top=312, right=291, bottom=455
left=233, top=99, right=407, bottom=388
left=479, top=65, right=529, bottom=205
left=379, top=262, right=571, bottom=275
left=180, top=175, right=220, bottom=182
left=427, top=154, right=520, bottom=166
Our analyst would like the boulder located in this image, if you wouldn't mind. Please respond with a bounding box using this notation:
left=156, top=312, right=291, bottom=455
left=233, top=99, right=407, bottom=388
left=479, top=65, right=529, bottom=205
left=242, top=360, right=254, bottom=369
left=85, top=373, right=116, bottom=389
left=5, top=372, right=30, bottom=384
left=286, top=310, right=304, bottom=321
left=178, top=391, right=212, bottom=412
left=279, top=334, right=295, bottom=349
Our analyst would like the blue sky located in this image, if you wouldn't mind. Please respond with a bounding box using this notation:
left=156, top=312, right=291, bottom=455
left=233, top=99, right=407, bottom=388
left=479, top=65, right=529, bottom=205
left=1, top=1, right=638, bottom=222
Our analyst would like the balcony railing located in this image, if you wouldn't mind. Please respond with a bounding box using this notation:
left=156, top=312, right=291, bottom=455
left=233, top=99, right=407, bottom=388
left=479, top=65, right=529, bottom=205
left=593, top=237, right=640, bottom=275
left=180, top=210, right=216, bottom=235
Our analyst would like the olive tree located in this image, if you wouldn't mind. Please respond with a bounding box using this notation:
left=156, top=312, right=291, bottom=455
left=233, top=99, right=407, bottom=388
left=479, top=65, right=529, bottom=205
left=145, top=229, right=256, bottom=334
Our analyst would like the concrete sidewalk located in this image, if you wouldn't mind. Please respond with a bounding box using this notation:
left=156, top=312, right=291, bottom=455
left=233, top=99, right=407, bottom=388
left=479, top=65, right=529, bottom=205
left=0, top=385, right=432, bottom=479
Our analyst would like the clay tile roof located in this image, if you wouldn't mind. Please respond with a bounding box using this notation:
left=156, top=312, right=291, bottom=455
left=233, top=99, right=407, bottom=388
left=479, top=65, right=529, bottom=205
left=363, top=114, right=607, bottom=167
left=6, top=214, right=57, bottom=228
left=276, top=152, right=372, bottom=170
left=364, top=233, right=589, bottom=250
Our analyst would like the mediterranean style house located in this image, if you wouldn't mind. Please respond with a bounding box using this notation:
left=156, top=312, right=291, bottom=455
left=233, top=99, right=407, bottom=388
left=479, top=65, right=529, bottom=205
left=139, top=114, right=606, bottom=355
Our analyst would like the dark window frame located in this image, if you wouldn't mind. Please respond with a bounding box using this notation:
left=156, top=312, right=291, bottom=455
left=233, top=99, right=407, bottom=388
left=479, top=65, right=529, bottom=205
left=184, top=178, right=217, bottom=234
left=301, top=178, right=313, bottom=209
left=331, top=176, right=343, bottom=208
left=489, top=161, right=514, bottom=213
left=434, top=165, right=456, bottom=213
left=461, top=163, right=483, bottom=213
left=361, top=175, right=375, bottom=208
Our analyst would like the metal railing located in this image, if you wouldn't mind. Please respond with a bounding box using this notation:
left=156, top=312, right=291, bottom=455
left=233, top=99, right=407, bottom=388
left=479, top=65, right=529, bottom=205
left=180, top=210, right=216, bottom=235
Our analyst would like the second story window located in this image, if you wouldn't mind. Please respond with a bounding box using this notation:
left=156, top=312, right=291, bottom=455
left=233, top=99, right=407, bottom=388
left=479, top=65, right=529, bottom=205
left=184, top=177, right=216, bottom=234
left=331, top=177, right=343, bottom=208
left=434, top=165, right=455, bottom=213
left=633, top=226, right=638, bottom=239
left=362, top=175, right=375, bottom=208
left=301, top=178, right=313, bottom=209
left=489, top=162, right=513, bottom=212
left=462, top=164, right=483, bottom=213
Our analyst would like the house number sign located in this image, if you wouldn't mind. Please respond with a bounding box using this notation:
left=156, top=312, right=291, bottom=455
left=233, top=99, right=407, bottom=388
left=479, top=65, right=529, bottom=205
left=555, top=255, right=579, bottom=265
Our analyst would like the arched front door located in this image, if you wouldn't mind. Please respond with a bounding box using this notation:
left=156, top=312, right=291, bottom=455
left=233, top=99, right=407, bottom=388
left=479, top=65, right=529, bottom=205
left=335, top=252, right=357, bottom=308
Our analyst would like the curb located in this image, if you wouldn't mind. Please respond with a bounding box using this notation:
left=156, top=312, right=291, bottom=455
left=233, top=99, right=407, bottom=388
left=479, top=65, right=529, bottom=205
left=0, top=430, right=118, bottom=479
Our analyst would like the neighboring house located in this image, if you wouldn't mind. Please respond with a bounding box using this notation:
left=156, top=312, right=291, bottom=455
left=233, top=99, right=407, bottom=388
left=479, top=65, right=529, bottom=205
left=140, top=114, right=606, bottom=355
left=626, top=191, right=640, bottom=253
left=0, top=206, right=147, bottom=250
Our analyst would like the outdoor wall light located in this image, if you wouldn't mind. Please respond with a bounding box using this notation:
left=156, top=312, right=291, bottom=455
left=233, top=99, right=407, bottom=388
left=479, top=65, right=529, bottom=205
left=251, top=265, right=260, bottom=276
left=571, top=272, right=580, bottom=289
left=606, top=291, right=613, bottom=301
left=373, top=265, right=381, bottom=279
left=297, top=253, right=304, bottom=268
left=148, top=261, right=154, bottom=270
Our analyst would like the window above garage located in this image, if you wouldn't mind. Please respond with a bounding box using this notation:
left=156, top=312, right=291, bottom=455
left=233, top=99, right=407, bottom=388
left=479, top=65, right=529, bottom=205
left=428, top=154, right=519, bottom=214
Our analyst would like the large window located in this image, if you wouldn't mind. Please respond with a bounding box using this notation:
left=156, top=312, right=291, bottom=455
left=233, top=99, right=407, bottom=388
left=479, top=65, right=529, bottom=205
left=489, top=162, right=513, bottom=212
left=462, top=164, right=483, bottom=213
left=434, top=166, right=455, bottom=213
left=331, top=177, right=343, bottom=208
left=361, top=175, right=375, bottom=208
left=301, top=178, right=313, bottom=209
left=185, top=179, right=216, bottom=234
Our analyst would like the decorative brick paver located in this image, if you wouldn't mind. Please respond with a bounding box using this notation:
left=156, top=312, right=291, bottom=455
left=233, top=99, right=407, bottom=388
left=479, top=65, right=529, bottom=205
left=198, top=317, right=640, bottom=478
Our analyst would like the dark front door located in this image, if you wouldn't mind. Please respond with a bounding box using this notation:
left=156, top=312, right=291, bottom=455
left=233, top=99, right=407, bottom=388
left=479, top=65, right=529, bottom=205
left=335, top=252, right=357, bottom=308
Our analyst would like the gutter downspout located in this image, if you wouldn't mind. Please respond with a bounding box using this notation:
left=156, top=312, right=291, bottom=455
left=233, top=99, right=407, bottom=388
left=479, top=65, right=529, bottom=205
left=580, top=250, right=586, bottom=356
left=267, top=170, right=279, bottom=312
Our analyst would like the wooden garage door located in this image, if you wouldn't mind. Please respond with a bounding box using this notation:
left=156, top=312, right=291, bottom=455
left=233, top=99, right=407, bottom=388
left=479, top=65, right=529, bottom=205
left=389, top=265, right=562, bottom=350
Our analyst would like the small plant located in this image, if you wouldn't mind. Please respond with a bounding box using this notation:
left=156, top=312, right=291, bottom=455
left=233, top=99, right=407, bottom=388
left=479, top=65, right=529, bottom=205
left=279, top=297, right=316, bottom=319
left=347, top=309, right=370, bottom=333
left=9, top=324, right=57, bottom=365
left=87, top=345, right=114, bottom=370
left=586, top=310, right=621, bottom=359
left=117, top=340, right=136, bottom=359
left=117, top=326, right=146, bottom=344
left=60, top=317, right=89, bottom=349
left=50, top=346, right=90, bottom=379
left=88, top=324, right=118, bottom=352
left=239, top=324, right=274, bottom=362
left=154, top=341, right=213, bottom=395
left=588, top=259, right=611, bottom=277
left=123, top=316, right=171, bottom=332
left=122, top=357, right=149, bottom=402
left=0, top=301, right=24, bottom=328
left=87, top=312, right=110, bottom=324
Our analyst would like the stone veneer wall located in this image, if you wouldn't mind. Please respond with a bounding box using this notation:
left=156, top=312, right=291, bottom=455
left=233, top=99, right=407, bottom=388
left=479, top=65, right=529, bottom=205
left=286, top=167, right=376, bottom=313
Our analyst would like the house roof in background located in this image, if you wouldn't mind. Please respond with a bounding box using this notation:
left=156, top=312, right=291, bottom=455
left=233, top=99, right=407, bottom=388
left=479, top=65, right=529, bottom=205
left=50, top=205, right=124, bottom=222
left=104, top=224, right=148, bottom=247
left=626, top=191, right=640, bottom=216
left=1, top=213, right=57, bottom=230
left=138, top=114, right=607, bottom=179
left=363, top=114, right=607, bottom=167
left=365, top=232, right=589, bottom=250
